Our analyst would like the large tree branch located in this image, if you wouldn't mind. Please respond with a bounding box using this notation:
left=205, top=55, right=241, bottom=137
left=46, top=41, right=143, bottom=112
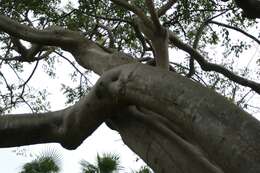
left=0, top=14, right=135, bottom=74
left=168, top=31, right=260, bottom=94
left=0, top=81, right=123, bottom=149
left=0, top=15, right=83, bottom=50
left=0, top=111, right=63, bottom=147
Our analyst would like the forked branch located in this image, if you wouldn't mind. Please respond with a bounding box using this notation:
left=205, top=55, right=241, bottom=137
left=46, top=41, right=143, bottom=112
left=111, top=0, right=169, bottom=69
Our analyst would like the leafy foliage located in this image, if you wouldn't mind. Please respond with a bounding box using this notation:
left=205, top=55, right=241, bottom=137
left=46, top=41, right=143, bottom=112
left=0, top=0, right=259, bottom=113
left=19, top=149, right=61, bottom=173
left=132, top=166, right=153, bottom=173
left=80, top=153, right=121, bottom=173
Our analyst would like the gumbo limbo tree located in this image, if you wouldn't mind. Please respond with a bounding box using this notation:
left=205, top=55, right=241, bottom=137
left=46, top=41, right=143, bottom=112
left=0, top=0, right=260, bottom=173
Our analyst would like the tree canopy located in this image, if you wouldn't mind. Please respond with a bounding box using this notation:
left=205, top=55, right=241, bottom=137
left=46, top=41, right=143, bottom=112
left=0, top=0, right=260, bottom=173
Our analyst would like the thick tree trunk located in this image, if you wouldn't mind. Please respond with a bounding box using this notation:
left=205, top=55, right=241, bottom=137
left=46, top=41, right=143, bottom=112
left=101, top=64, right=260, bottom=173
left=0, top=15, right=260, bottom=173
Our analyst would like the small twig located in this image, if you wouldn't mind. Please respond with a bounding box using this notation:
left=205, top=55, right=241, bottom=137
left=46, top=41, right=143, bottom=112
left=51, top=9, right=77, bottom=23
left=237, top=89, right=253, bottom=106
left=0, top=72, right=14, bottom=105
left=20, top=96, right=35, bottom=114
left=54, top=51, right=93, bottom=86
left=7, top=63, right=22, bottom=80
left=18, top=60, right=39, bottom=97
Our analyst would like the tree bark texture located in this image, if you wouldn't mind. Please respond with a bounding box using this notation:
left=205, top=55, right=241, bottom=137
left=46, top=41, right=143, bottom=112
left=0, top=15, right=260, bottom=173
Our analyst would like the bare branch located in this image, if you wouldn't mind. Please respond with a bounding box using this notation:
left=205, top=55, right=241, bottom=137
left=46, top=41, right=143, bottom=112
left=0, top=72, right=14, bottom=104
left=187, top=22, right=206, bottom=78
left=186, top=11, right=230, bottom=77
left=209, top=20, right=260, bottom=45
left=54, top=51, right=92, bottom=86
left=168, top=31, right=260, bottom=94
left=19, top=96, right=35, bottom=113
left=18, top=60, right=39, bottom=97
left=158, top=0, right=177, bottom=17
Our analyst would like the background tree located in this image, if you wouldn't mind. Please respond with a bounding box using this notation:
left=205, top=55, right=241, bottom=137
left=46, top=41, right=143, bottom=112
left=132, top=166, right=153, bottom=173
left=0, top=0, right=260, bottom=173
left=80, top=153, right=121, bottom=173
left=19, top=149, right=61, bottom=173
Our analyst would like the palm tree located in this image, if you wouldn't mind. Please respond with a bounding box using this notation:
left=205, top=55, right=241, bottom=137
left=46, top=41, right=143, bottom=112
left=19, top=148, right=61, bottom=173
left=133, top=166, right=153, bottom=173
left=80, top=153, right=122, bottom=173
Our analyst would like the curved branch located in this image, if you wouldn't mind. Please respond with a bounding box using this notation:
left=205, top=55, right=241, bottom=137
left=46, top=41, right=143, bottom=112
left=0, top=80, right=123, bottom=149
left=187, top=22, right=206, bottom=78
left=209, top=20, right=260, bottom=45
left=0, top=15, right=83, bottom=49
left=187, top=11, right=230, bottom=78
left=168, top=31, right=260, bottom=94
left=18, top=60, right=39, bottom=98
left=0, top=15, right=135, bottom=75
